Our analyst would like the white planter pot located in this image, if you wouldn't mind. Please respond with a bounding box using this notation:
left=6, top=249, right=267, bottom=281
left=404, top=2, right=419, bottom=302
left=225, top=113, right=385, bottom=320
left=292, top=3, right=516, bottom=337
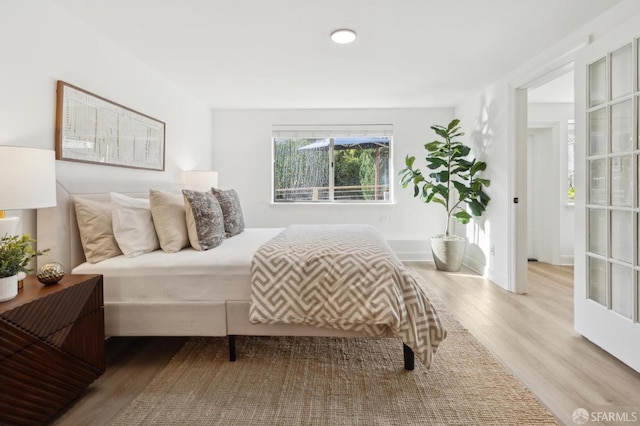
left=430, top=235, right=466, bottom=272
left=0, top=274, right=18, bottom=302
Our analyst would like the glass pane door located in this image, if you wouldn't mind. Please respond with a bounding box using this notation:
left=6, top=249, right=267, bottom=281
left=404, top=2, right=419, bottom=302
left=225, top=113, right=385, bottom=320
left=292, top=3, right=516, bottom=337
left=585, top=41, right=637, bottom=319
left=576, top=26, right=640, bottom=374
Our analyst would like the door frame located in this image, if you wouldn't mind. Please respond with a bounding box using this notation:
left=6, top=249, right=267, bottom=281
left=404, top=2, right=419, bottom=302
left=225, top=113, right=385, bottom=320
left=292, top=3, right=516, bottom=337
left=507, top=41, right=587, bottom=294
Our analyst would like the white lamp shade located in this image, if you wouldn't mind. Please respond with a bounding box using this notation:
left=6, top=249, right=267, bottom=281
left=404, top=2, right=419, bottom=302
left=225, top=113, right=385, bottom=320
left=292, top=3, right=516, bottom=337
left=182, top=170, right=219, bottom=192
left=0, top=146, right=57, bottom=211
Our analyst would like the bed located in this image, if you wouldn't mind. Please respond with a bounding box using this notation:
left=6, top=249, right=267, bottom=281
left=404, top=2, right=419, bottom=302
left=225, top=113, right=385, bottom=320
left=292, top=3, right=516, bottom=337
left=37, top=179, right=446, bottom=370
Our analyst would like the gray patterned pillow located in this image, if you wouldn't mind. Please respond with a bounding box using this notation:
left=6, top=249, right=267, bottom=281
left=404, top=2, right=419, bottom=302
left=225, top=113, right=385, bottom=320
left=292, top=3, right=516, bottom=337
left=182, top=190, right=225, bottom=251
left=211, top=187, right=245, bottom=238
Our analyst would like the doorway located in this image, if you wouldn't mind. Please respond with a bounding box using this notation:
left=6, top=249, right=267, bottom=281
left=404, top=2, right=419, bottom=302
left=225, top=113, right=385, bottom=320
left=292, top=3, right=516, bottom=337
left=509, top=58, right=577, bottom=294
left=527, top=74, right=575, bottom=266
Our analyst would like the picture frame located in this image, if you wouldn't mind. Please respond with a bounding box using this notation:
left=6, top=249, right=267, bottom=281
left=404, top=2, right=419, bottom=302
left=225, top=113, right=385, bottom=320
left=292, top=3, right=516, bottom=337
left=55, top=81, right=165, bottom=171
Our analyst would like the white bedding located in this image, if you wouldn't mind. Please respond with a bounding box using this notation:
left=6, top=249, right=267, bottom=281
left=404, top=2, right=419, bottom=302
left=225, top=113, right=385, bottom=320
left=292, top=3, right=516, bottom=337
left=73, top=228, right=284, bottom=303
left=39, top=180, right=395, bottom=343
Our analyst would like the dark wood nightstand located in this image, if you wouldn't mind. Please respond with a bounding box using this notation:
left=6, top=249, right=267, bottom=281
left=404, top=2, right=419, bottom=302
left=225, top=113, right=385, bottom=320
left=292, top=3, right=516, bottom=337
left=0, top=274, right=105, bottom=425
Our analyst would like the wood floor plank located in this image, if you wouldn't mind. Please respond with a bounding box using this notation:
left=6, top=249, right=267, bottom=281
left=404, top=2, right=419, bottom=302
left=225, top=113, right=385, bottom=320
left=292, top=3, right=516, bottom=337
left=408, top=261, right=640, bottom=426
left=52, top=337, right=187, bottom=426
left=52, top=262, right=640, bottom=425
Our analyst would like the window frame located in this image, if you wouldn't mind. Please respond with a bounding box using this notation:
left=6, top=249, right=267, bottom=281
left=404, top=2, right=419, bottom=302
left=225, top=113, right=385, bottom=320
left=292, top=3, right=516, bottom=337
left=271, top=125, right=393, bottom=204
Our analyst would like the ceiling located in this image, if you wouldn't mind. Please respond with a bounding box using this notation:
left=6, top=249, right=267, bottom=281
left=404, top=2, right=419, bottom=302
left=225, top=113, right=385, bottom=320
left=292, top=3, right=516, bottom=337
left=51, top=0, right=619, bottom=109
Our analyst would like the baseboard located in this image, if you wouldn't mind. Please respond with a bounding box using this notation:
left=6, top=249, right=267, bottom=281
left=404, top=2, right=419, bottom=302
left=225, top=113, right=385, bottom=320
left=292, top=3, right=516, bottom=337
left=558, top=255, right=574, bottom=265
left=391, top=240, right=491, bottom=269
left=396, top=251, right=431, bottom=262
left=463, top=255, right=486, bottom=276
left=387, top=239, right=430, bottom=262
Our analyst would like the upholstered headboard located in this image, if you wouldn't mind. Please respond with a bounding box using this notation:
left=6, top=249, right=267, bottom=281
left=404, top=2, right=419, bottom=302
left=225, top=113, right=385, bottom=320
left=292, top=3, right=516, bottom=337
left=36, top=179, right=182, bottom=272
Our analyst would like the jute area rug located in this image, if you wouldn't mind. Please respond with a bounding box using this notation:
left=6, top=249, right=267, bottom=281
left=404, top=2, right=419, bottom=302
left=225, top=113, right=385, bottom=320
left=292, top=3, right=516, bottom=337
left=114, top=282, right=557, bottom=425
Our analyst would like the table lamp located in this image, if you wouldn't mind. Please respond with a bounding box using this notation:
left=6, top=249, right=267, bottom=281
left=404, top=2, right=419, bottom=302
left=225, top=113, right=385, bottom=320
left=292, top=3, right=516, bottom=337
left=182, top=170, right=219, bottom=192
left=0, top=146, right=57, bottom=237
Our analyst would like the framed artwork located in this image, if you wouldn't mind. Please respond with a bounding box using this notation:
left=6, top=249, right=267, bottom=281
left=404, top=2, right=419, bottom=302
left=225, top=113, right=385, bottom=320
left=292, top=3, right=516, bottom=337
left=55, top=81, right=165, bottom=171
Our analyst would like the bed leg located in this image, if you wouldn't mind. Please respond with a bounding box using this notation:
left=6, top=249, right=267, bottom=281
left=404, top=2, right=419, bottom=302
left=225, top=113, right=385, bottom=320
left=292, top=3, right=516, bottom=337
left=229, top=335, right=236, bottom=362
left=403, top=344, right=415, bottom=371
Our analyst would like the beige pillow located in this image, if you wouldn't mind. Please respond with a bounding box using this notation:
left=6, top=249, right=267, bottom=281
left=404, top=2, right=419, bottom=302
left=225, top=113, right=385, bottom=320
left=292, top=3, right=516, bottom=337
left=149, top=189, right=189, bottom=253
left=74, top=197, right=122, bottom=263
left=111, top=192, right=160, bottom=257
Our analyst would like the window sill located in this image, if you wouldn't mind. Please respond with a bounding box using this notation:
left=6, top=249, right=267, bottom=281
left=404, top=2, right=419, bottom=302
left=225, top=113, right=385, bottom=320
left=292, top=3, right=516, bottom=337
left=269, top=201, right=396, bottom=207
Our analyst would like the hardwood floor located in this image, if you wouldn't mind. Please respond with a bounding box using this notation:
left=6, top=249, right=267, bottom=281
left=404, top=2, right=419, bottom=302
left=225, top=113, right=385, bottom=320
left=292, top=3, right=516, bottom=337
left=52, top=262, right=640, bottom=425
left=409, top=261, right=640, bottom=426
left=51, top=336, right=187, bottom=426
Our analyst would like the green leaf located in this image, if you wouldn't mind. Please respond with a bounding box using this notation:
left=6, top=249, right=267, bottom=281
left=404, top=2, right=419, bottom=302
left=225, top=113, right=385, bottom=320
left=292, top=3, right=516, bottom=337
left=432, top=127, right=449, bottom=140
left=456, top=145, right=471, bottom=157
left=431, top=171, right=449, bottom=183
left=468, top=199, right=485, bottom=216
left=432, top=184, right=448, bottom=198
left=0, top=234, right=49, bottom=277
left=447, top=119, right=460, bottom=130
left=453, top=210, right=472, bottom=224
left=475, top=178, right=491, bottom=187
left=457, top=159, right=473, bottom=168
left=431, top=196, right=446, bottom=207
left=471, top=161, right=487, bottom=175
left=452, top=181, right=468, bottom=196
left=470, top=180, right=482, bottom=192
left=413, top=185, right=419, bottom=197
left=427, top=157, right=447, bottom=169
left=424, top=141, right=441, bottom=152
left=412, top=174, right=425, bottom=185
left=405, top=155, right=416, bottom=168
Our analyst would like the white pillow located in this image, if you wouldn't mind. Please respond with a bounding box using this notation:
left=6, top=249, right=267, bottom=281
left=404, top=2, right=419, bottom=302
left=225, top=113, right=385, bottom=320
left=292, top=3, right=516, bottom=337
left=110, top=192, right=160, bottom=257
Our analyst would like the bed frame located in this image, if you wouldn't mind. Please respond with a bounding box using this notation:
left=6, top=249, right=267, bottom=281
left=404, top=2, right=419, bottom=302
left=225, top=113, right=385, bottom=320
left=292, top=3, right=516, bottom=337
left=36, top=179, right=415, bottom=370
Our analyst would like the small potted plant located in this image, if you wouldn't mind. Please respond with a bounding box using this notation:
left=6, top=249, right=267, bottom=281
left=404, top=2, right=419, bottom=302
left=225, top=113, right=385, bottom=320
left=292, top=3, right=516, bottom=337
left=399, top=119, right=490, bottom=271
left=0, top=234, right=48, bottom=301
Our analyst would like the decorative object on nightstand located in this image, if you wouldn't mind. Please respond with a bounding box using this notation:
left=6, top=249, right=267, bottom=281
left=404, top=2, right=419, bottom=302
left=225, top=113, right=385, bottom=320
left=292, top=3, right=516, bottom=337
left=182, top=170, right=219, bottom=191
left=0, top=234, right=49, bottom=301
left=0, top=146, right=57, bottom=237
left=36, top=261, right=65, bottom=285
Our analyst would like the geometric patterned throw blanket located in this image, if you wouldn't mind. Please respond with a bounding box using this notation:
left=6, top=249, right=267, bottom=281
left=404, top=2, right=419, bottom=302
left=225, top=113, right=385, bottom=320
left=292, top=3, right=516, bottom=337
left=250, top=224, right=447, bottom=368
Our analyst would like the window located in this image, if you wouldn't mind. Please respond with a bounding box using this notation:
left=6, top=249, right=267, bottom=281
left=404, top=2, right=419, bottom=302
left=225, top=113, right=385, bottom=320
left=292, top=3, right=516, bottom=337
left=272, top=125, right=392, bottom=203
left=567, top=119, right=575, bottom=203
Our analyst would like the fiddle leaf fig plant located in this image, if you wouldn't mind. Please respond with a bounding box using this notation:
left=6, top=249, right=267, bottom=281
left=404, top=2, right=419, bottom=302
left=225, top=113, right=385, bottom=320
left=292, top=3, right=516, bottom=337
left=0, top=234, right=49, bottom=278
left=399, top=119, right=490, bottom=237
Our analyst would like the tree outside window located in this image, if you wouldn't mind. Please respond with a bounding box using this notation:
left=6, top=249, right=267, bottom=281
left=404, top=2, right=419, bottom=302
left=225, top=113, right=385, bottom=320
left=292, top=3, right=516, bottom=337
left=273, top=136, right=391, bottom=203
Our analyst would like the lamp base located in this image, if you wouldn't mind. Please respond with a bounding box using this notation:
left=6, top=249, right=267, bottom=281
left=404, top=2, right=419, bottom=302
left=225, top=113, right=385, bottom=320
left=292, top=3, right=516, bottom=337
left=0, top=217, right=19, bottom=238
left=17, top=271, right=26, bottom=289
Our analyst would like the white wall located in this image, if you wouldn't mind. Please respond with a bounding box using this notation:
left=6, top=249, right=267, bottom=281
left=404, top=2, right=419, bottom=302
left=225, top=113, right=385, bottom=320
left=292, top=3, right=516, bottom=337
left=454, top=86, right=507, bottom=283
left=455, top=0, right=640, bottom=290
left=528, top=103, right=574, bottom=265
left=0, top=0, right=213, bottom=239
left=211, top=108, right=453, bottom=259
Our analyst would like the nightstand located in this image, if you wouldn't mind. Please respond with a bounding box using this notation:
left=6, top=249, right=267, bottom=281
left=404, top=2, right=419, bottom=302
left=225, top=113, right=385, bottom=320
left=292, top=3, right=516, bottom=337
left=0, top=274, right=105, bottom=425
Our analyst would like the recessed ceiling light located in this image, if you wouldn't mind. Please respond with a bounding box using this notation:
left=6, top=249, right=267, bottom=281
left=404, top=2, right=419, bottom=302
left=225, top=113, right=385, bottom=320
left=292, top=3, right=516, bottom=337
left=330, top=29, right=357, bottom=44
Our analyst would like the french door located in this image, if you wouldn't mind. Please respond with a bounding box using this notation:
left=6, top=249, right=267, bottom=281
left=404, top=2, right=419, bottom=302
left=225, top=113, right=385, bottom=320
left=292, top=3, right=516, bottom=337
left=574, top=16, right=640, bottom=373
